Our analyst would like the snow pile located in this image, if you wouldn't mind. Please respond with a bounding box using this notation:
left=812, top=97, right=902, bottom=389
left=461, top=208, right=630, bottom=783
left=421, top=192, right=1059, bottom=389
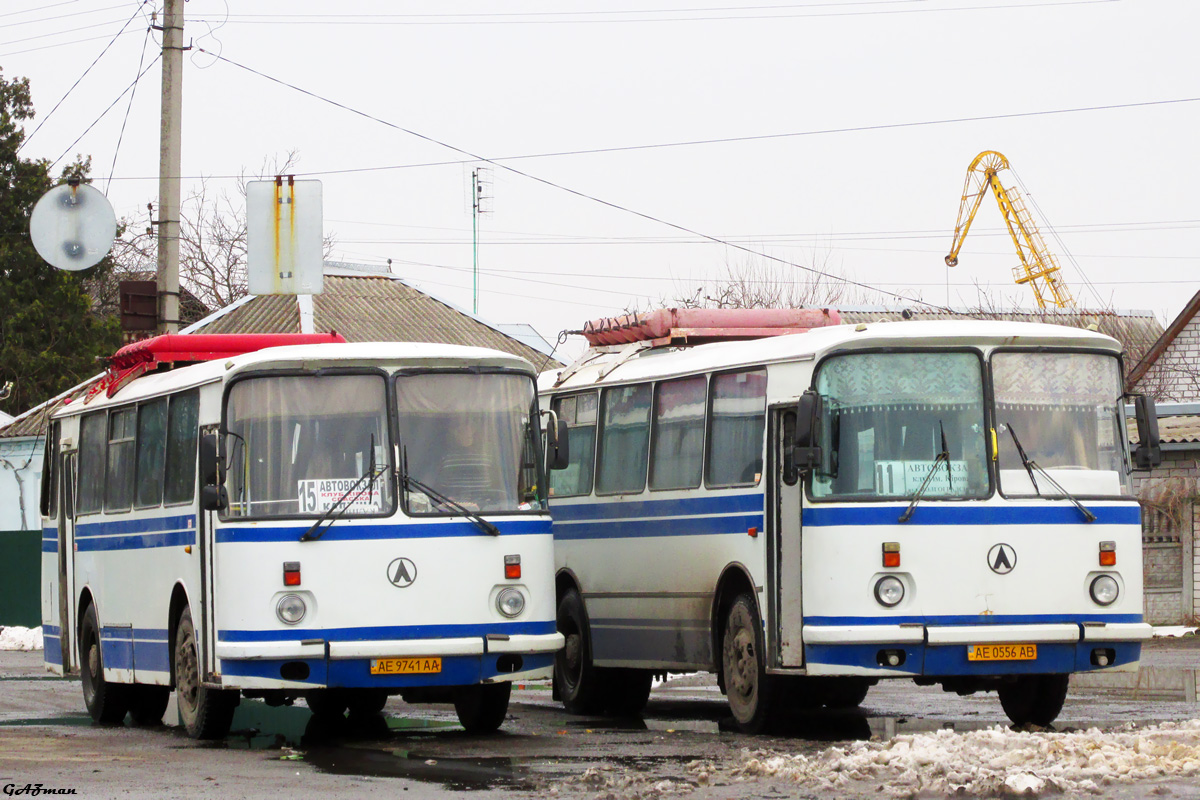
left=738, top=720, right=1200, bottom=796
left=548, top=765, right=696, bottom=798
left=1154, top=625, right=1199, bottom=638
left=0, top=626, right=43, bottom=651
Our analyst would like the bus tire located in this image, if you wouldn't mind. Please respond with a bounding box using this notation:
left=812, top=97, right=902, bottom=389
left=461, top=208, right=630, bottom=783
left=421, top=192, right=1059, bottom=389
left=555, top=588, right=606, bottom=715
left=347, top=689, right=390, bottom=717
left=453, top=682, right=511, bottom=733
left=80, top=604, right=130, bottom=724
left=128, top=685, right=171, bottom=726
left=722, top=594, right=775, bottom=734
left=603, top=669, right=653, bottom=717
left=998, top=674, right=1069, bottom=727
left=175, top=606, right=238, bottom=739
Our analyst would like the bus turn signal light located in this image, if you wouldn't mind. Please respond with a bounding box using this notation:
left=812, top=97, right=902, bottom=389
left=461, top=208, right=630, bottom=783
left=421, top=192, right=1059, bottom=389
left=283, top=562, right=301, bottom=586
left=1099, top=541, right=1116, bottom=567
left=883, top=542, right=900, bottom=568
left=504, top=554, right=521, bottom=580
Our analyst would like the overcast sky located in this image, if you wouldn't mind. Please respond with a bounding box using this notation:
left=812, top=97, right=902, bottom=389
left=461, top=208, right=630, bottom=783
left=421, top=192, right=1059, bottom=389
left=6, top=0, right=1198, bottom=353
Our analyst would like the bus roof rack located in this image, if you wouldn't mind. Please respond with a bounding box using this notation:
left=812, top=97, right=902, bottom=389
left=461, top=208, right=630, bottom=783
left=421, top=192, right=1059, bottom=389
left=580, top=307, right=841, bottom=348
left=86, top=333, right=348, bottom=402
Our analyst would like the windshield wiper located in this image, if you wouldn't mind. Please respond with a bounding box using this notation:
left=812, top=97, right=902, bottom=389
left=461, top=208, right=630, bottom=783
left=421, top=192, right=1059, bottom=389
left=400, top=447, right=500, bottom=536
left=898, top=421, right=952, bottom=523
left=1006, top=426, right=1096, bottom=523
left=300, top=434, right=382, bottom=542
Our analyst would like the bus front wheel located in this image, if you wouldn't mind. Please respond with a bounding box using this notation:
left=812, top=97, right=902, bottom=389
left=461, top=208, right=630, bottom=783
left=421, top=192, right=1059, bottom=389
left=998, top=674, right=1069, bottom=727
left=722, top=594, right=776, bottom=734
left=453, top=682, right=511, bottom=733
left=80, top=604, right=129, bottom=724
left=174, top=606, right=238, bottom=739
left=555, top=588, right=606, bottom=714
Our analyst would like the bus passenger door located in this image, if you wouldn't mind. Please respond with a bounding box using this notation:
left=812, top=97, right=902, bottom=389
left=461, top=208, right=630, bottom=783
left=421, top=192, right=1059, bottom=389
left=770, top=407, right=805, bottom=668
left=199, top=425, right=219, bottom=679
left=57, top=452, right=78, bottom=673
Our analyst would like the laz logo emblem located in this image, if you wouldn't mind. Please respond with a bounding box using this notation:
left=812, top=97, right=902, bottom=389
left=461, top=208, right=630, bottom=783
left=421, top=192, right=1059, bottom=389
left=387, top=557, right=417, bottom=588
left=987, top=543, right=1017, bottom=575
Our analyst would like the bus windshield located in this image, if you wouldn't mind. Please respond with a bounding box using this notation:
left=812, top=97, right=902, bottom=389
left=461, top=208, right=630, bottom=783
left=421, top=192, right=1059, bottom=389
left=812, top=352, right=989, bottom=500
left=224, top=373, right=392, bottom=519
left=395, top=372, right=544, bottom=514
left=992, top=351, right=1129, bottom=498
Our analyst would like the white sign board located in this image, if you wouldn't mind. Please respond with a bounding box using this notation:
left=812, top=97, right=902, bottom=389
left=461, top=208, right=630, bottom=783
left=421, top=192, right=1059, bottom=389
left=297, top=478, right=382, bottom=514
left=29, top=183, right=117, bottom=271
left=247, top=178, right=324, bottom=295
left=875, top=460, right=968, bottom=496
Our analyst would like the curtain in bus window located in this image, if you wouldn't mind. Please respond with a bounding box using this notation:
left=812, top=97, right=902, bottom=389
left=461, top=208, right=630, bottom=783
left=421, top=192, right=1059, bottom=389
left=164, top=392, right=199, bottom=505
left=550, top=392, right=597, bottom=498
left=77, top=412, right=106, bottom=515
left=651, top=376, right=706, bottom=490
left=597, top=384, right=652, bottom=495
left=992, top=352, right=1126, bottom=497
left=706, top=370, right=766, bottom=487
left=226, top=375, right=391, bottom=518
left=395, top=372, right=538, bottom=513
left=135, top=398, right=168, bottom=508
left=105, top=408, right=136, bottom=511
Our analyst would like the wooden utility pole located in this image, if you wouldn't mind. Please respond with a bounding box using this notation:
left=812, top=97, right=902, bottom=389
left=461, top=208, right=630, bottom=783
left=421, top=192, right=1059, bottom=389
left=156, top=0, right=183, bottom=333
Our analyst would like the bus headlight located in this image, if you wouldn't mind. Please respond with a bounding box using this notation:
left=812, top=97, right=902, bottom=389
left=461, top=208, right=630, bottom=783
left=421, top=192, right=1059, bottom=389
left=277, top=594, right=307, bottom=625
left=496, top=587, right=526, bottom=618
left=874, top=576, right=905, bottom=607
left=1090, top=575, right=1119, bottom=606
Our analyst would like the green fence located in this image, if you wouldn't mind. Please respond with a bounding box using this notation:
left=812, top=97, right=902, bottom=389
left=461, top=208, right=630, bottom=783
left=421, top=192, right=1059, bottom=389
left=0, top=530, right=40, bottom=628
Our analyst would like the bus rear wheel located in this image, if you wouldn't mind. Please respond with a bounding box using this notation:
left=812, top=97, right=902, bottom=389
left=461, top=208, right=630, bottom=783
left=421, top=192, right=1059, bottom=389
left=453, top=683, right=511, bottom=733
left=555, top=588, right=606, bottom=715
left=80, top=604, right=129, bottom=724
left=174, top=606, right=238, bottom=739
left=722, top=594, right=775, bottom=734
left=998, top=674, right=1069, bottom=727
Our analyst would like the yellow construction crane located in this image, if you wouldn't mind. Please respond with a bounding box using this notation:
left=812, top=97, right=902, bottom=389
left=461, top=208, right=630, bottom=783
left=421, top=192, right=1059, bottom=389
left=945, top=150, right=1074, bottom=309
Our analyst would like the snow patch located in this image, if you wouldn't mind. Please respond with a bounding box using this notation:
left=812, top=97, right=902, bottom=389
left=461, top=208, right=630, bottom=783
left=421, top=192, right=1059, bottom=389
left=1154, top=626, right=1199, bottom=638
left=737, top=720, right=1200, bottom=797
left=0, top=626, right=44, bottom=651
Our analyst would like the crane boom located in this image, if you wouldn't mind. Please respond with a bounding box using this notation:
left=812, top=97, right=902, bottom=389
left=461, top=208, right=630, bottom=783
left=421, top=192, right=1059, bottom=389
left=944, top=150, right=1074, bottom=309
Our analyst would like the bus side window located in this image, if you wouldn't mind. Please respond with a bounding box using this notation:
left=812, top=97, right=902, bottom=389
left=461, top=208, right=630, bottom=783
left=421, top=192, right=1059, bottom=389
left=40, top=420, right=59, bottom=519
left=596, top=384, right=653, bottom=496
left=650, top=376, right=706, bottom=491
left=164, top=391, right=200, bottom=505
left=706, top=369, right=767, bottom=487
left=76, top=412, right=107, bottom=515
left=549, top=393, right=598, bottom=498
left=105, top=408, right=137, bottom=512
left=135, top=398, right=168, bottom=509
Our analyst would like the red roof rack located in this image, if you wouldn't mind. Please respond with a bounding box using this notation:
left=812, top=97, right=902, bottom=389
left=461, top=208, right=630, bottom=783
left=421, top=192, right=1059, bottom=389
left=581, top=307, right=841, bottom=348
left=83, top=333, right=347, bottom=402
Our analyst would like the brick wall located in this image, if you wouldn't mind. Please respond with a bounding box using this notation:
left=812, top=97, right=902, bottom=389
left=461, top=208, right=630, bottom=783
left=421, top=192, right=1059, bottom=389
left=1133, top=450, right=1198, bottom=624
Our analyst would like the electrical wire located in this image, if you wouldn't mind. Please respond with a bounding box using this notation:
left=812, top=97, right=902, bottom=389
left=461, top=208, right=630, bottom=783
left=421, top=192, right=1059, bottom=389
left=50, top=51, right=161, bottom=170
left=0, top=3, right=128, bottom=30
left=17, top=1, right=150, bottom=154
left=106, top=22, right=154, bottom=192
left=0, top=1, right=82, bottom=20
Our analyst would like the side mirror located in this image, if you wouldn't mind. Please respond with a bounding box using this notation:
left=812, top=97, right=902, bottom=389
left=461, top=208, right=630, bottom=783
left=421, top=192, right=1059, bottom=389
left=547, top=418, right=570, bottom=471
left=199, top=432, right=228, bottom=511
left=793, top=390, right=823, bottom=474
left=1132, top=394, right=1161, bottom=469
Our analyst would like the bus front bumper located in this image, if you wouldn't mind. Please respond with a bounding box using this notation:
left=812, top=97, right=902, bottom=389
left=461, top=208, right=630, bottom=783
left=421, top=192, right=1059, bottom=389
left=801, top=622, right=1154, bottom=678
left=214, top=632, right=563, bottom=689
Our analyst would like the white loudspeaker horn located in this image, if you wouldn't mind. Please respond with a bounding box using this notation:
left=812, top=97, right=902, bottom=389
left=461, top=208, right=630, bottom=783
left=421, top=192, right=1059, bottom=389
left=29, top=181, right=118, bottom=271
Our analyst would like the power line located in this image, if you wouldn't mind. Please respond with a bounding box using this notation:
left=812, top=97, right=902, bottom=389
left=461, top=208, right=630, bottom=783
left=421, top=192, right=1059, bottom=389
left=106, top=22, right=154, bottom=191
left=0, top=1, right=82, bottom=20
left=50, top=51, right=161, bottom=169
left=0, top=3, right=127, bottom=30
left=197, top=47, right=945, bottom=311
left=183, top=0, right=1115, bottom=26
left=16, top=2, right=149, bottom=153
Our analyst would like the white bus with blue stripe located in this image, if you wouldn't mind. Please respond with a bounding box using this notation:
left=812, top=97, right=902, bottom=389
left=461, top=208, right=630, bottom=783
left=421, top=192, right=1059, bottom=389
left=41, top=333, right=564, bottom=738
left=540, top=315, right=1160, bottom=732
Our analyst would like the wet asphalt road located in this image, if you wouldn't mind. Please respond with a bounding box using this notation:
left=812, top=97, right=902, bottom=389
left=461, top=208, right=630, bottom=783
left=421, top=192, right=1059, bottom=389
left=1, top=640, right=1198, bottom=799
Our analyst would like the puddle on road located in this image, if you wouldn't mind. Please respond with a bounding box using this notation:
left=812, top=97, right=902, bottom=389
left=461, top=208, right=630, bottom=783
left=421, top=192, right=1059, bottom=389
left=303, top=748, right=535, bottom=790
left=0, top=714, right=93, bottom=728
